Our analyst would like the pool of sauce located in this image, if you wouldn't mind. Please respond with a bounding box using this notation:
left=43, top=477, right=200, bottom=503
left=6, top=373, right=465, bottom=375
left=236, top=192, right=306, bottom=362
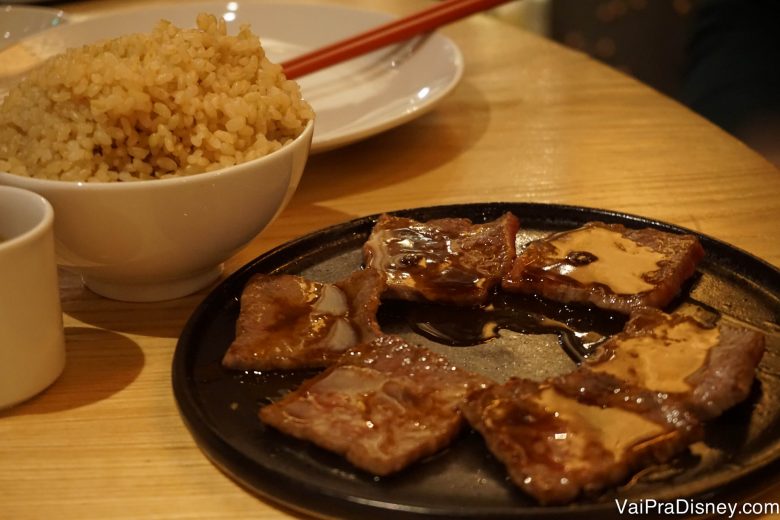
left=377, top=291, right=627, bottom=363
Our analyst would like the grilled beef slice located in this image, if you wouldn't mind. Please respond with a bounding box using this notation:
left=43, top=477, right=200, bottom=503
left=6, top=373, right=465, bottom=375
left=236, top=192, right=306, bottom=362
left=502, top=222, right=704, bottom=313
left=364, top=212, right=519, bottom=305
left=562, top=308, right=765, bottom=420
left=259, top=335, right=491, bottom=475
left=222, top=268, right=385, bottom=370
left=460, top=378, right=701, bottom=504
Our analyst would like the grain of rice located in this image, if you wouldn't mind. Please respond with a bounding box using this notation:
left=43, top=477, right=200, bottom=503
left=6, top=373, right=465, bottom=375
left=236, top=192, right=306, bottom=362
left=0, top=13, right=313, bottom=182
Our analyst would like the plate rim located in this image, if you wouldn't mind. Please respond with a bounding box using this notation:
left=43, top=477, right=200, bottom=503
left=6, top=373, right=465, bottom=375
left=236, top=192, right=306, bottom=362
left=172, top=202, right=780, bottom=519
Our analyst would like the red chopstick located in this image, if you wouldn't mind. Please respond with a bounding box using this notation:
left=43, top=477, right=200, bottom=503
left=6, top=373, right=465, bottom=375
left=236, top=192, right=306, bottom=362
left=281, top=0, right=515, bottom=80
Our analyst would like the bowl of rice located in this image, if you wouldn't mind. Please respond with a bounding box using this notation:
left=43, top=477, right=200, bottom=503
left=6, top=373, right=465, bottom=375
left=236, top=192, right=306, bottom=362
left=0, top=13, right=314, bottom=301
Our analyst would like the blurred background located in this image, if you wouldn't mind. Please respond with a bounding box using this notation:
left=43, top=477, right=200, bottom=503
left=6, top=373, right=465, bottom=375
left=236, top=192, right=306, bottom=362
left=2, top=0, right=778, bottom=166
left=491, top=0, right=780, bottom=167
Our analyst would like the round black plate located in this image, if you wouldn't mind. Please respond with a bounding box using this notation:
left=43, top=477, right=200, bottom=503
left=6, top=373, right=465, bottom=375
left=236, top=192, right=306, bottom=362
left=172, top=203, right=780, bottom=519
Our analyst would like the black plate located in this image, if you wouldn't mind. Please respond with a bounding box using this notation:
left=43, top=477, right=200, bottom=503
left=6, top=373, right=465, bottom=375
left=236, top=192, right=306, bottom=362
left=172, top=203, right=780, bottom=519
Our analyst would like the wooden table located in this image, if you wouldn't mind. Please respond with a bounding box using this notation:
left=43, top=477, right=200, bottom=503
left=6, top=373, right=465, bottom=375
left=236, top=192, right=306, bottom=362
left=2, top=1, right=779, bottom=519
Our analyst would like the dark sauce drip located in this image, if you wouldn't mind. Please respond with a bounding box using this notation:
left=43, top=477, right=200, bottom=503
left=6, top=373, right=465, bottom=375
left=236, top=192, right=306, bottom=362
left=377, top=292, right=627, bottom=362
left=565, top=250, right=599, bottom=266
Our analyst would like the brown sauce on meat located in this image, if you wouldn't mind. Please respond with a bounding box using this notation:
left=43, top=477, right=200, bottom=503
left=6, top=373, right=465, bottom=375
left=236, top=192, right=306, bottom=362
left=364, top=214, right=518, bottom=305
left=542, top=226, right=668, bottom=294
left=536, top=388, right=667, bottom=458
left=366, top=226, right=484, bottom=296
left=591, top=320, right=719, bottom=393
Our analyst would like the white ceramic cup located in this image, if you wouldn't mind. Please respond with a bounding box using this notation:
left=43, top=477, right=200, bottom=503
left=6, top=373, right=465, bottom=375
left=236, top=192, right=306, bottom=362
left=0, top=186, right=65, bottom=409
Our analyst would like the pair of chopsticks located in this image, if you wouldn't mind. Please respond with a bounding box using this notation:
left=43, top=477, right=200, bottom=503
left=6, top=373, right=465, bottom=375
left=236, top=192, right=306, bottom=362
left=281, top=0, right=516, bottom=79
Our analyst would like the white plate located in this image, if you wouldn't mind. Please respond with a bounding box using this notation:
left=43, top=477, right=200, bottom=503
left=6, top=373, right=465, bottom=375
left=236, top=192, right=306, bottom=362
left=0, top=1, right=464, bottom=153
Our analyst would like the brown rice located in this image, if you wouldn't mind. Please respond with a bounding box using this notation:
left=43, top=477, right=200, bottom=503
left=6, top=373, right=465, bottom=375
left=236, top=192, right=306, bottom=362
left=0, top=13, right=313, bottom=182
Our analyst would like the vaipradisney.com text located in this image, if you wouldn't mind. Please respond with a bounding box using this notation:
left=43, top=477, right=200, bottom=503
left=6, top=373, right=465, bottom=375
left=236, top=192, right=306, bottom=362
left=615, top=498, right=780, bottom=518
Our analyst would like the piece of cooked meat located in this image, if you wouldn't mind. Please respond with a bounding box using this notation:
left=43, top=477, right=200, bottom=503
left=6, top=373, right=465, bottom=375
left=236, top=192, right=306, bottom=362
left=460, top=378, right=700, bottom=505
left=222, top=268, right=385, bottom=371
left=501, top=222, right=705, bottom=314
left=363, top=212, right=520, bottom=306
left=561, top=308, right=765, bottom=420
left=259, top=335, right=492, bottom=476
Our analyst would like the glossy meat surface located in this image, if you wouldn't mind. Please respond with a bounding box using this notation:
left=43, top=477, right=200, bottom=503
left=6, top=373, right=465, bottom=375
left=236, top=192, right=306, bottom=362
left=461, top=307, right=764, bottom=504
left=566, top=308, right=765, bottom=420
left=460, top=378, right=700, bottom=504
left=502, top=222, right=705, bottom=313
left=363, top=212, right=519, bottom=305
left=222, top=268, right=385, bottom=370
left=259, top=335, right=491, bottom=475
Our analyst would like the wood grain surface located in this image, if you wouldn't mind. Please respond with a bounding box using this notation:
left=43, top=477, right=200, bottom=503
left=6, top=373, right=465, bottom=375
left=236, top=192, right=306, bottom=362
left=1, top=1, right=778, bottom=519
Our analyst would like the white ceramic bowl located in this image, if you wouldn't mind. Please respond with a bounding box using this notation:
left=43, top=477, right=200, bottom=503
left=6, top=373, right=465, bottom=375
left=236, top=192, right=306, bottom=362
left=0, top=120, right=313, bottom=302
left=0, top=5, right=68, bottom=51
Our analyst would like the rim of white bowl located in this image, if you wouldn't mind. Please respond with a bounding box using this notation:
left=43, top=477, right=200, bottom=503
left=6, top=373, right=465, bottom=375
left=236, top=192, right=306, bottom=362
left=0, top=119, right=313, bottom=191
